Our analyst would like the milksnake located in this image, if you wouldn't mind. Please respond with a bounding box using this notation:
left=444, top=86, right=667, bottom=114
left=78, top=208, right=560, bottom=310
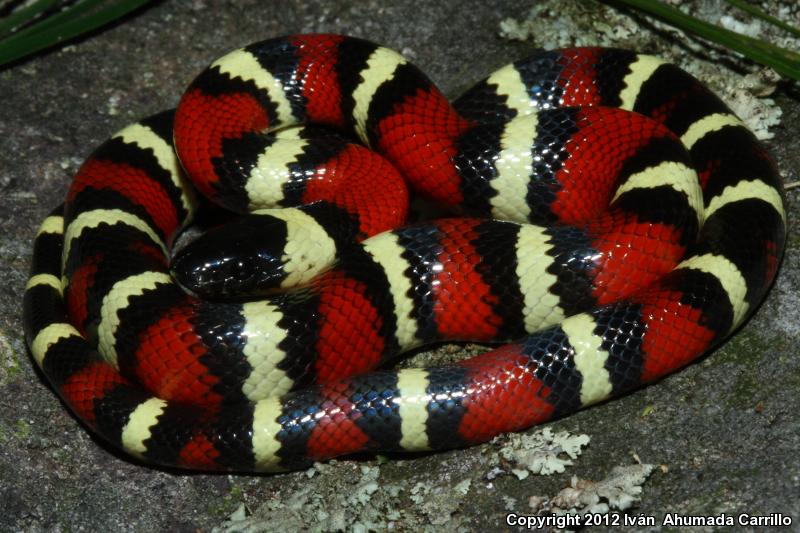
left=23, top=35, right=786, bottom=472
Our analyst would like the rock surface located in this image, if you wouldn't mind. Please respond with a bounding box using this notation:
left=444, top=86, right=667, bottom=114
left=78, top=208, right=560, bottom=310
left=1, top=1, right=798, bottom=531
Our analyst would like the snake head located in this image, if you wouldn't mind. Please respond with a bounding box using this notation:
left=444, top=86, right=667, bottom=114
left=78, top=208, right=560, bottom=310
left=170, top=213, right=290, bottom=300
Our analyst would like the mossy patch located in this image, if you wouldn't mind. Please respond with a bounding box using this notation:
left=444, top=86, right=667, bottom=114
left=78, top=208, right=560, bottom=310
left=705, top=330, right=794, bottom=409
left=0, top=331, right=23, bottom=384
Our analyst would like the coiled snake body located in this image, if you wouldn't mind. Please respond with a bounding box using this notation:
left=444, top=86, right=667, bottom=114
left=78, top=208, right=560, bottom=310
left=23, top=35, right=786, bottom=472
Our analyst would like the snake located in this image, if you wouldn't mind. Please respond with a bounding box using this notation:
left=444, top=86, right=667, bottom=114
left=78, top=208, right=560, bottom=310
left=23, top=34, right=786, bottom=472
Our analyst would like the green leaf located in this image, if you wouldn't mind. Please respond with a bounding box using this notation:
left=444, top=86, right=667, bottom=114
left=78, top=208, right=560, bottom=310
left=0, top=0, right=61, bottom=40
left=604, top=0, right=800, bottom=82
left=0, top=0, right=156, bottom=68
